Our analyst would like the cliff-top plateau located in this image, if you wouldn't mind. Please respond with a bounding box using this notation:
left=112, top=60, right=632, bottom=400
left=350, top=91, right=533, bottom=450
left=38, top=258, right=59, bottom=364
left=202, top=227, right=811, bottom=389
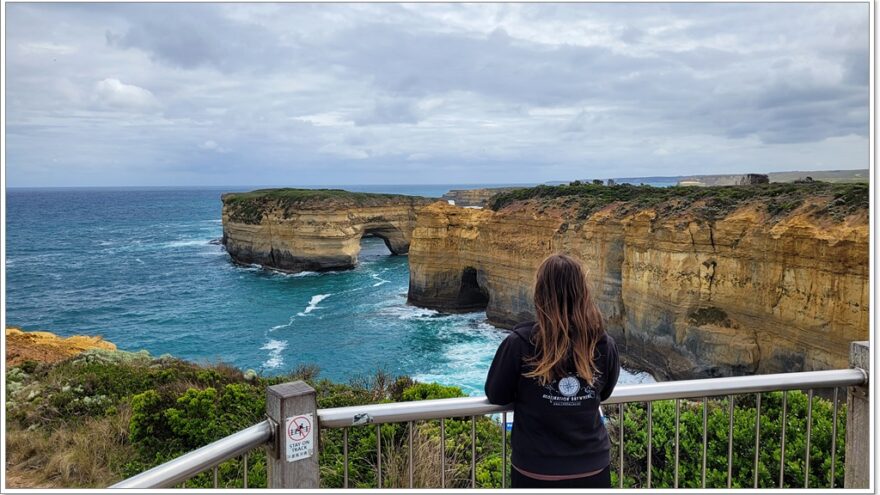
left=408, top=182, right=869, bottom=380
left=221, top=188, right=434, bottom=273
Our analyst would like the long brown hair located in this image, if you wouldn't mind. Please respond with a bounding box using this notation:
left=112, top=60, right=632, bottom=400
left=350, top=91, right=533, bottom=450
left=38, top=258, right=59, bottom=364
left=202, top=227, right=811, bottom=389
left=524, top=253, right=605, bottom=385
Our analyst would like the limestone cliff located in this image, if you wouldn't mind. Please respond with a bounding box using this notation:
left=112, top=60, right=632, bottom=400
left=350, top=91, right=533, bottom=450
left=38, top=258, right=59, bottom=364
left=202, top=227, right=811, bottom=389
left=5, top=326, right=117, bottom=366
left=408, top=183, right=869, bottom=380
left=221, top=189, right=434, bottom=272
left=441, top=187, right=521, bottom=207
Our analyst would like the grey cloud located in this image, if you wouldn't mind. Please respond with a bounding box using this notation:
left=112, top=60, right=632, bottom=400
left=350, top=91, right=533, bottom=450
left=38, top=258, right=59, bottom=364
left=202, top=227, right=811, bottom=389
left=105, top=4, right=285, bottom=72
left=4, top=3, right=870, bottom=187
left=354, top=98, right=422, bottom=126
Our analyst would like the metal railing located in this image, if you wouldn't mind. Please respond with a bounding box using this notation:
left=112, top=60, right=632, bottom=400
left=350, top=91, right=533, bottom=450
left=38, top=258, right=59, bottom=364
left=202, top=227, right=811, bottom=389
left=111, top=367, right=868, bottom=489
left=111, top=421, right=271, bottom=488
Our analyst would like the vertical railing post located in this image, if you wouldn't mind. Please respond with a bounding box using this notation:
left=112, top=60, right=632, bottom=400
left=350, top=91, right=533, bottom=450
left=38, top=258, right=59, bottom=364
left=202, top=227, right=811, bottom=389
left=266, top=381, right=319, bottom=489
left=844, top=341, right=869, bottom=489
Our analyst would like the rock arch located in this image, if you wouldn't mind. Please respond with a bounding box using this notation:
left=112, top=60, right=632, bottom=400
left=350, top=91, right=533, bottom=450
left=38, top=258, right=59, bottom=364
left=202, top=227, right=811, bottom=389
left=360, top=222, right=409, bottom=255
left=221, top=189, right=435, bottom=273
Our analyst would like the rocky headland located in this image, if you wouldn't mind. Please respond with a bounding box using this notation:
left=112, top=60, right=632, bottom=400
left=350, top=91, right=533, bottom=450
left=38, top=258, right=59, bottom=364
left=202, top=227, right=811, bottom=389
left=407, top=182, right=869, bottom=380
left=221, top=189, right=434, bottom=272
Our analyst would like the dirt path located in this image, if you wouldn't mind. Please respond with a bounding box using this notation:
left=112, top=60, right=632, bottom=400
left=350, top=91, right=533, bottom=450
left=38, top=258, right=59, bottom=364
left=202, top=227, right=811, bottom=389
left=5, top=466, right=59, bottom=489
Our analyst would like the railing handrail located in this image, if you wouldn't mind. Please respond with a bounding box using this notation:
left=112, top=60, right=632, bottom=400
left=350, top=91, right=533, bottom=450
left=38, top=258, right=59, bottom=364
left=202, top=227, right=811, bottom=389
left=110, top=420, right=273, bottom=489
left=316, top=368, right=867, bottom=427
left=110, top=368, right=867, bottom=488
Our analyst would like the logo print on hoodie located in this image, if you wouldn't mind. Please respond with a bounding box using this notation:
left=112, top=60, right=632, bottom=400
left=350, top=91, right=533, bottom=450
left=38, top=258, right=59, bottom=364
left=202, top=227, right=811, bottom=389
left=541, top=374, right=597, bottom=406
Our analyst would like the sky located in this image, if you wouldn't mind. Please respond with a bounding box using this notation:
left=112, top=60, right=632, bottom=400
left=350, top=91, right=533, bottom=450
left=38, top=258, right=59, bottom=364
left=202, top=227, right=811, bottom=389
left=4, top=3, right=870, bottom=187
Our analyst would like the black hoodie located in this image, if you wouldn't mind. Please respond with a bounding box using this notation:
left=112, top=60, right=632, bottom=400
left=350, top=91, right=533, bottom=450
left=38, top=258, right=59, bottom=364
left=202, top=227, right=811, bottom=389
left=485, top=321, right=620, bottom=475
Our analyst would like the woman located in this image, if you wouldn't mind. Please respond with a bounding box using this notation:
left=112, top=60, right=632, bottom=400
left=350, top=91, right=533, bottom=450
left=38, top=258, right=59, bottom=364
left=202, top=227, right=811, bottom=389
left=485, top=253, right=620, bottom=489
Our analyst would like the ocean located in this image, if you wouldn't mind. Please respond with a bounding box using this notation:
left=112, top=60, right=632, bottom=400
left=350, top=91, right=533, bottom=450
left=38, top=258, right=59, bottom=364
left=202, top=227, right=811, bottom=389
left=5, top=184, right=655, bottom=395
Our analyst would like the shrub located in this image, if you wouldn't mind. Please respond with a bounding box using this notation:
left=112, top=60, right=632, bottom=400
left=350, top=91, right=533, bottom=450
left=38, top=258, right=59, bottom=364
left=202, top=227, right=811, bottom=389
left=4, top=349, right=851, bottom=490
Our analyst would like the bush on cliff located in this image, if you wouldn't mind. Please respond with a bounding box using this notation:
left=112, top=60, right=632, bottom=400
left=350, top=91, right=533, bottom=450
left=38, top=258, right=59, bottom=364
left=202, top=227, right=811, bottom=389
left=6, top=349, right=848, bottom=489
left=222, top=189, right=428, bottom=224
left=487, top=182, right=868, bottom=223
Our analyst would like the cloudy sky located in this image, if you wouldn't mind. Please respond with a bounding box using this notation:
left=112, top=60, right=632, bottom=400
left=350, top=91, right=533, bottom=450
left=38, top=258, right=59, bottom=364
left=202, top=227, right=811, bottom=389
left=5, top=3, right=870, bottom=187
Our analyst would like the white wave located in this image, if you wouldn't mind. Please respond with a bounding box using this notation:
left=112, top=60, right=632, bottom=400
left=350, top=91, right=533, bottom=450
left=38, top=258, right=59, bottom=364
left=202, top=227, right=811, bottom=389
left=297, top=293, right=331, bottom=316
left=135, top=258, right=145, bottom=264
left=267, top=270, right=326, bottom=279
left=411, top=322, right=506, bottom=396
left=380, top=304, right=439, bottom=320
left=371, top=272, right=390, bottom=287
left=619, top=368, right=656, bottom=384
left=261, top=339, right=288, bottom=369
left=161, top=239, right=211, bottom=249
left=270, top=316, right=296, bottom=332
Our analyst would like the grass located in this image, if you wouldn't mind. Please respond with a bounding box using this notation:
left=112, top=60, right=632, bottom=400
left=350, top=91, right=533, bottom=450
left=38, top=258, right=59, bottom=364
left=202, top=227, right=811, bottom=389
left=488, top=182, right=869, bottom=223
left=6, top=406, right=136, bottom=487
left=222, top=189, right=432, bottom=224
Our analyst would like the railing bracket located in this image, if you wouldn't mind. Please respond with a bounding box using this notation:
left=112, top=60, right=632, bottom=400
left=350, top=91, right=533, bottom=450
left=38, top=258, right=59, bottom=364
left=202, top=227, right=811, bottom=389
left=352, top=412, right=373, bottom=426
left=266, top=415, right=281, bottom=460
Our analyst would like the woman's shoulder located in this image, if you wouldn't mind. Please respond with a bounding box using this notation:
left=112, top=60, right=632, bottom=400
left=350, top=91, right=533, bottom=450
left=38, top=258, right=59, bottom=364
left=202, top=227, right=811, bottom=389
left=511, top=320, right=536, bottom=340
left=501, top=321, right=536, bottom=348
left=597, top=331, right=616, bottom=348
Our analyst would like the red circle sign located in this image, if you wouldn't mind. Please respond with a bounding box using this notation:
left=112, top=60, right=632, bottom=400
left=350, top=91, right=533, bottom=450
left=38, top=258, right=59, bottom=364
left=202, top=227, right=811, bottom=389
left=288, top=416, right=311, bottom=442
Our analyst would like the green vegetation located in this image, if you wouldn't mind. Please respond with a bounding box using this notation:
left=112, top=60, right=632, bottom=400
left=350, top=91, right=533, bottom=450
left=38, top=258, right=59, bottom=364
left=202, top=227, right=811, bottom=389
left=221, top=189, right=428, bottom=224
left=608, top=392, right=846, bottom=488
left=6, top=349, right=847, bottom=489
left=488, top=182, right=868, bottom=223
left=768, top=169, right=869, bottom=184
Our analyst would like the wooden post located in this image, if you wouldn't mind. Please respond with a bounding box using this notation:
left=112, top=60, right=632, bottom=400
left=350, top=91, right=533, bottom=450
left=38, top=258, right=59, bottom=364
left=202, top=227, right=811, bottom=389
left=844, top=341, right=870, bottom=489
left=266, top=381, right=319, bottom=488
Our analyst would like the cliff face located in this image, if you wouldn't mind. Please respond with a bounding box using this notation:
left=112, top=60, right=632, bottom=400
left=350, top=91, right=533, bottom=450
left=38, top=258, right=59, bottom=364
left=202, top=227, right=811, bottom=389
left=408, top=184, right=869, bottom=380
left=222, top=189, right=434, bottom=272
left=5, top=327, right=117, bottom=366
left=441, top=188, right=520, bottom=207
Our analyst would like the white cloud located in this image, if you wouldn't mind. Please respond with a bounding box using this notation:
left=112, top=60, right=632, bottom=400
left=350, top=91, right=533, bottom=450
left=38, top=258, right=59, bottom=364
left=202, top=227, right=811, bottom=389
left=199, top=140, right=229, bottom=153
left=92, top=78, right=159, bottom=110
left=18, top=41, right=78, bottom=55
left=407, top=153, right=431, bottom=161
left=293, top=112, right=352, bottom=127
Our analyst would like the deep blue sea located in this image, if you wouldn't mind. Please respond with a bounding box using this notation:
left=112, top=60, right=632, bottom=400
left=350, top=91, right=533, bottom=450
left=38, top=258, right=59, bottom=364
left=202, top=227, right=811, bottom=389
left=5, top=184, right=655, bottom=395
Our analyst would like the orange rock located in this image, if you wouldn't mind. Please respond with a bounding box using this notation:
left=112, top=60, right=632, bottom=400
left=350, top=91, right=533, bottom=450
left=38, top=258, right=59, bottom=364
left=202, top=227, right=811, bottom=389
left=5, top=327, right=116, bottom=366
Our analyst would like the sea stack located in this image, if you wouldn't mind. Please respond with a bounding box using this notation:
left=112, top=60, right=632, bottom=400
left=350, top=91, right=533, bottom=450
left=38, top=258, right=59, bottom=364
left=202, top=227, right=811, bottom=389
left=221, top=189, right=435, bottom=273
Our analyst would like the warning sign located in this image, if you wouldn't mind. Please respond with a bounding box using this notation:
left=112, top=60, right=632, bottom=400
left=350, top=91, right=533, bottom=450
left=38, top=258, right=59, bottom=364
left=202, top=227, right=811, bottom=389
left=285, top=414, right=314, bottom=462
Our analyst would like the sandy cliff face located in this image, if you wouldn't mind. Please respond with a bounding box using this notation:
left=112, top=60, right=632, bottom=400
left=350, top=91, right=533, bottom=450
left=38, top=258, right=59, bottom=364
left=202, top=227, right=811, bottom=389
left=441, top=188, right=520, bottom=207
left=222, top=190, right=434, bottom=272
left=5, top=327, right=117, bottom=366
left=408, top=186, right=868, bottom=380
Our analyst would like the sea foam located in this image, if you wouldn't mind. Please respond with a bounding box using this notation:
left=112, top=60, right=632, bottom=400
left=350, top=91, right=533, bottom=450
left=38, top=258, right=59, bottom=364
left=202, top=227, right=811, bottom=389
left=298, top=294, right=332, bottom=316
left=261, top=339, right=288, bottom=369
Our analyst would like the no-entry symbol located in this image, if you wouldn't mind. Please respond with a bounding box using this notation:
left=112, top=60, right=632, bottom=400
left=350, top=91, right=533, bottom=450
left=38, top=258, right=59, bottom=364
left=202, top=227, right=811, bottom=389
left=285, top=413, right=314, bottom=462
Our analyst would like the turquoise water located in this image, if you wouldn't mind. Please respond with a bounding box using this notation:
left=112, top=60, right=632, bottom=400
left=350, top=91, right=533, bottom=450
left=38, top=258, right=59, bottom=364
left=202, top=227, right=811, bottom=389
left=5, top=185, right=653, bottom=395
